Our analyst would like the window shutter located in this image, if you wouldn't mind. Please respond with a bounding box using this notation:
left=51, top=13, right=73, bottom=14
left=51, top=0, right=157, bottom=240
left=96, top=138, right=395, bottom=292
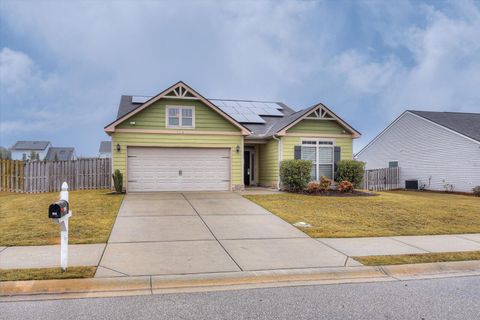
left=334, top=146, right=341, bottom=178
left=294, top=146, right=302, bottom=160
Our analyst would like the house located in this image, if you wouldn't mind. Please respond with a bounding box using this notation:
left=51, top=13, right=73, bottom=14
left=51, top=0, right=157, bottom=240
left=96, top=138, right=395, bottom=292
left=356, top=110, right=480, bottom=193
left=99, top=141, right=112, bottom=158
left=104, top=81, right=360, bottom=192
left=44, top=147, right=77, bottom=161
left=9, top=141, right=51, bottom=160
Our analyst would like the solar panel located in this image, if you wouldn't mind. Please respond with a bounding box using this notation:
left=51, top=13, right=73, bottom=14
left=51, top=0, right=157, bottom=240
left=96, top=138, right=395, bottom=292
left=211, top=99, right=282, bottom=124
left=244, top=114, right=266, bottom=123
left=132, top=96, right=151, bottom=103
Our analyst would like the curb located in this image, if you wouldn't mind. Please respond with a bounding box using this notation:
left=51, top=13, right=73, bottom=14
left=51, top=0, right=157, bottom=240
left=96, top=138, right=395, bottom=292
left=1, top=260, right=479, bottom=302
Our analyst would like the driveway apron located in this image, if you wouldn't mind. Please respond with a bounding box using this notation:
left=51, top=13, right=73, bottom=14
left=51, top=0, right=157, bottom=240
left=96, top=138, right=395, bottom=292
left=97, top=192, right=347, bottom=277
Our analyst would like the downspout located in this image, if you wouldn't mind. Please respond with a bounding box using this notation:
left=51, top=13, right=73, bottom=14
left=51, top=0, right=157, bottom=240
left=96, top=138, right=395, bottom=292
left=272, top=134, right=282, bottom=190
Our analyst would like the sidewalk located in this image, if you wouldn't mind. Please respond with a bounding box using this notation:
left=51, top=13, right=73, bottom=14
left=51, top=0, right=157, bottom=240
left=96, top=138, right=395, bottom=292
left=1, top=234, right=479, bottom=271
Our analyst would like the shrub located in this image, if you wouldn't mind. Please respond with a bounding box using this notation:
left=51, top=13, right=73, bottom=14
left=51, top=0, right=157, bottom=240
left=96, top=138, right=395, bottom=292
left=336, top=160, right=365, bottom=188
left=473, top=186, right=480, bottom=197
left=112, top=169, right=123, bottom=193
left=319, top=176, right=332, bottom=191
left=338, top=180, right=354, bottom=192
left=307, top=181, right=321, bottom=193
left=280, top=159, right=312, bottom=192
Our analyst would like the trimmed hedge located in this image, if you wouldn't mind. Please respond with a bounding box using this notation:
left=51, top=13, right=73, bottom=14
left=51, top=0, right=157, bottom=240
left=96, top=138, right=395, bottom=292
left=335, top=160, right=365, bottom=188
left=280, top=159, right=312, bottom=192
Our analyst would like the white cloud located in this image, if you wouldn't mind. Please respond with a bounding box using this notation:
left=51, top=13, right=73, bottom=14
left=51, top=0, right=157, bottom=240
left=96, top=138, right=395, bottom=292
left=330, top=1, right=480, bottom=117
left=0, top=47, right=58, bottom=93
left=330, top=51, right=403, bottom=94
left=0, top=0, right=479, bottom=154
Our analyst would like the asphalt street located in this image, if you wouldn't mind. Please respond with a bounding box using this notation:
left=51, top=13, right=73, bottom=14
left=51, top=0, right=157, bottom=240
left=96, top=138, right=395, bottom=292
left=1, top=276, right=479, bottom=320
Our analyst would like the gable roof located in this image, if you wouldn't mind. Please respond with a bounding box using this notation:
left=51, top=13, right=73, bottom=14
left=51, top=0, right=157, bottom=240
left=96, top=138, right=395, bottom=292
left=408, top=110, right=480, bottom=143
left=356, top=110, right=480, bottom=158
left=10, top=141, right=51, bottom=151
left=105, top=81, right=251, bottom=135
left=99, top=141, right=111, bottom=153
left=45, top=147, right=75, bottom=161
left=105, top=81, right=360, bottom=138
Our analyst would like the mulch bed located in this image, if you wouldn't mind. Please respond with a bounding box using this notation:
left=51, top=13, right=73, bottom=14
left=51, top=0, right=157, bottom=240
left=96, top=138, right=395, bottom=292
left=298, top=190, right=378, bottom=197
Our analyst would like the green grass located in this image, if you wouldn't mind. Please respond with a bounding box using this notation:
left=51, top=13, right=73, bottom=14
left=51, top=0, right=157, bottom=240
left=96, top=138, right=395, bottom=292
left=0, top=190, right=124, bottom=246
left=0, top=266, right=96, bottom=281
left=244, top=191, right=480, bottom=238
left=354, top=251, right=480, bottom=266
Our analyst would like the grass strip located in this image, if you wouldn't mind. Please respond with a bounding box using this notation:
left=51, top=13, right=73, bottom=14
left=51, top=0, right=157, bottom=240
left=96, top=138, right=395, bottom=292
left=0, top=266, right=96, bottom=281
left=354, top=251, right=480, bottom=266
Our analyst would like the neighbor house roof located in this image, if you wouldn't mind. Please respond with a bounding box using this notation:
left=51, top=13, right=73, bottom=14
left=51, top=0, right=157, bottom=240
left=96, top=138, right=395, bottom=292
left=99, top=141, right=111, bottom=153
left=409, top=110, right=480, bottom=142
left=110, top=82, right=360, bottom=138
left=45, top=147, right=75, bottom=161
left=10, top=141, right=50, bottom=151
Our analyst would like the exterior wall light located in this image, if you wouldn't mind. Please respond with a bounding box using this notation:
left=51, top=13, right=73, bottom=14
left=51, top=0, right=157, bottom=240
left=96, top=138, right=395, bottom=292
left=236, top=145, right=240, bottom=153
left=116, top=144, right=121, bottom=152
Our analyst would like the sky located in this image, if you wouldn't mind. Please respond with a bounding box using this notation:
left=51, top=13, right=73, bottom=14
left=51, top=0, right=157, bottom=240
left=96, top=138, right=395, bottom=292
left=0, top=0, right=479, bottom=156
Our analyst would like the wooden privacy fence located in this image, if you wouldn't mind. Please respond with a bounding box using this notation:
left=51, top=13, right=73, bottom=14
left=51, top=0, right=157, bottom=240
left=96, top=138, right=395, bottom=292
left=363, top=167, right=401, bottom=191
left=0, top=158, right=111, bottom=193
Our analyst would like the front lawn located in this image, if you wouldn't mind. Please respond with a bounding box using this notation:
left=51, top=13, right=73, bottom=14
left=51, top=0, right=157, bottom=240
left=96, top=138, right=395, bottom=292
left=0, top=190, right=124, bottom=246
left=244, top=191, right=480, bottom=238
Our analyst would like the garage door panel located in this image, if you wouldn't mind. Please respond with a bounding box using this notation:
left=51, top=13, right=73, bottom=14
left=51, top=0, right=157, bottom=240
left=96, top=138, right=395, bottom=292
left=127, top=147, right=231, bottom=192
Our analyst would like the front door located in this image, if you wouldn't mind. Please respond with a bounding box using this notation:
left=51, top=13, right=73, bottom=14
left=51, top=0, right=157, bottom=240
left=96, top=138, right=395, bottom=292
left=244, top=151, right=251, bottom=186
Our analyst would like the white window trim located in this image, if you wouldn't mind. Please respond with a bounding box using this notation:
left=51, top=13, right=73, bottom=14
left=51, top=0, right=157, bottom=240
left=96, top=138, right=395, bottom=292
left=166, top=105, right=195, bottom=129
left=301, top=138, right=335, bottom=180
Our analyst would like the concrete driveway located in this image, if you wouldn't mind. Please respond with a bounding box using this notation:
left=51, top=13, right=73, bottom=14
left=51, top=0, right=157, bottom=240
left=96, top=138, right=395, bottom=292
left=96, top=192, right=348, bottom=277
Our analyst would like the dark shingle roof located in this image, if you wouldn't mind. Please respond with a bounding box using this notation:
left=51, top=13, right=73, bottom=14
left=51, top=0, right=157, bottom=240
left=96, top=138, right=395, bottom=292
left=114, top=95, right=309, bottom=138
left=113, top=94, right=359, bottom=138
left=45, top=147, right=75, bottom=161
left=10, top=141, right=50, bottom=151
left=409, top=110, right=480, bottom=142
left=117, top=95, right=138, bottom=119
left=99, top=141, right=111, bottom=153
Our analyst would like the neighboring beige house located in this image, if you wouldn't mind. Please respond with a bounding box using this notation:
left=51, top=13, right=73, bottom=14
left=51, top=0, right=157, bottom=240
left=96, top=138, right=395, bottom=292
left=104, top=81, right=360, bottom=192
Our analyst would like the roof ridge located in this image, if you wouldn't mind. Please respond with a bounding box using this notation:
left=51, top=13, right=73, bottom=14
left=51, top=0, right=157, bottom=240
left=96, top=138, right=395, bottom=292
left=208, top=98, right=283, bottom=103
left=408, top=109, right=480, bottom=115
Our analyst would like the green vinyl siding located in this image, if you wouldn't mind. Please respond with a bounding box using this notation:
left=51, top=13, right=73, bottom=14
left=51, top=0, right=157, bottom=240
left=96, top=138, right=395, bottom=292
left=112, top=132, right=243, bottom=189
left=287, top=119, right=346, bottom=134
left=283, top=118, right=354, bottom=160
left=117, top=98, right=239, bottom=132
left=282, top=136, right=353, bottom=161
left=258, top=139, right=279, bottom=187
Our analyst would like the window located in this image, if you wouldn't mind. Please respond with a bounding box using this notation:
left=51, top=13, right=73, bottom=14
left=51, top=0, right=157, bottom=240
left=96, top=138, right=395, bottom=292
left=388, top=161, right=398, bottom=168
left=301, top=140, right=334, bottom=180
left=166, top=106, right=195, bottom=128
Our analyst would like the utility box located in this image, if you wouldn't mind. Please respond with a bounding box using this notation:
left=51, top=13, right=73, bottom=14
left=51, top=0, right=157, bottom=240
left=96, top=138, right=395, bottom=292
left=48, top=200, right=69, bottom=219
left=405, top=180, right=419, bottom=190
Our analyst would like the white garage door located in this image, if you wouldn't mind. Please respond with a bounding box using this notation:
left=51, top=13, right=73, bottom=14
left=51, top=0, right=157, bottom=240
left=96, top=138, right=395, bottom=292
left=127, top=147, right=231, bottom=192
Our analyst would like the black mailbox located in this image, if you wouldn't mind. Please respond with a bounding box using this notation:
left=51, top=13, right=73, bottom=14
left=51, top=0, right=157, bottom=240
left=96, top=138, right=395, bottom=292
left=48, top=200, right=69, bottom=219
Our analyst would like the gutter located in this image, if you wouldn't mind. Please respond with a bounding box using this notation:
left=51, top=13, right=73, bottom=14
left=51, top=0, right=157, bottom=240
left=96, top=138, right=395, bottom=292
left=272, top=134, right=282, bottom=190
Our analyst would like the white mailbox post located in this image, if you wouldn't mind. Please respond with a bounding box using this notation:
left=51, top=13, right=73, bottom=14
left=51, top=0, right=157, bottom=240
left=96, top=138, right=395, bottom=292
left=49, top=182, right=72, bottom=272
